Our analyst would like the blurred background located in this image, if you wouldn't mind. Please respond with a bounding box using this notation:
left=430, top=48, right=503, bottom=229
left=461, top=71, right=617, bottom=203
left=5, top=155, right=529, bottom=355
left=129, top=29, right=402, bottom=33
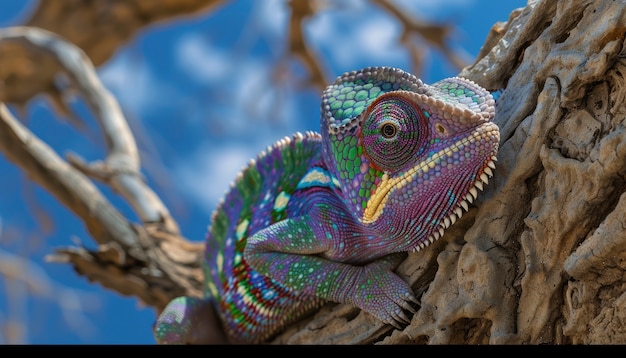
left=0, top=0, right=525, bottom=344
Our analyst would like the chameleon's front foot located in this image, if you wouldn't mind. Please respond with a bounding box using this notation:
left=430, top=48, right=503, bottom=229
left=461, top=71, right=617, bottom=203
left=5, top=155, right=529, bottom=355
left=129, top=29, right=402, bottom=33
left=348, top=253, right=418, bottom=328
left=154, top=296, right=227, bottom=344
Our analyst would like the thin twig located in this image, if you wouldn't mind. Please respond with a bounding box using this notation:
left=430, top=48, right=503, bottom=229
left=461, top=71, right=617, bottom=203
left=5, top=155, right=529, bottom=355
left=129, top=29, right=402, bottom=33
left=371, top=0, right=468, bottom=70
left=287, top=0, right=328, bottom=90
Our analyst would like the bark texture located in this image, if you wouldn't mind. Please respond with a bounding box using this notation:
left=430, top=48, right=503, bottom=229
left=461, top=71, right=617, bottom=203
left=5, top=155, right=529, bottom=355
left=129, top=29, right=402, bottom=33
left=1, top=0, right=626, bottom=345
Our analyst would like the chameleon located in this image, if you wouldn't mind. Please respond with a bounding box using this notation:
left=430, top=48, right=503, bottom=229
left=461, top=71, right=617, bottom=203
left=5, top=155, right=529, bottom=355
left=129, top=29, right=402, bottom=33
left=154, top=66, right=500, bottom=344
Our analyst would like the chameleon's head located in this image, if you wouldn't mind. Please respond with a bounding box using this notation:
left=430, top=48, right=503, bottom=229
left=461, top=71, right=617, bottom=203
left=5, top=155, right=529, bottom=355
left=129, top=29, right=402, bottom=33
left=321, top=67, right=499, bottom=252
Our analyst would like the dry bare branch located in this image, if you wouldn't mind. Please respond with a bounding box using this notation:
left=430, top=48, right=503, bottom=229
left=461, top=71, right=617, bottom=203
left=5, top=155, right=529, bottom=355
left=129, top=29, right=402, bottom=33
left=371, top=0, right=467, bottom=70
left=0, top=0, right=227, bottom=105
left=0, top=26, right=179, bottom=232
left=287, top=0, right=328, bottom=90
left=0, top=26, right=205, bottom=312
left=0, top=100, right=139, bottom=249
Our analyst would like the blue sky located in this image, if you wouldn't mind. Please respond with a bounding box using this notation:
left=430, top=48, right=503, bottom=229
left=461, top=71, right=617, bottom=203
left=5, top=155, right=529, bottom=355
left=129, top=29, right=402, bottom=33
left=0, top=0, right=526, bottom=344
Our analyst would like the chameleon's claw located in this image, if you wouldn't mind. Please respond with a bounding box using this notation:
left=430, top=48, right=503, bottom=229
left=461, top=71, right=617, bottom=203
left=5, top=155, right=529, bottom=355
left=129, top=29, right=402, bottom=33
left=407, top=293, right=419, bottom=305
left=401, top=300, right=416, bottom=314
left=395, top=311, right=411, bottom=325
left=388, top=318, right=403, bottom=329
left=378, top=296, right=415, bottom=329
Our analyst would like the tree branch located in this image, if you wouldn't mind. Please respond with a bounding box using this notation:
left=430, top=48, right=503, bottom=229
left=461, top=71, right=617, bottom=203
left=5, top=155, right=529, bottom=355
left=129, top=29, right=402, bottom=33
left=0, top=101, right=139, bottom=249
left=0, top=27, right=204, bottom=311
left=0, top=26, right=179, bottom=234
left=371, top=0, right=467, bottom=71
left=1, top=0, right=227, bottom=105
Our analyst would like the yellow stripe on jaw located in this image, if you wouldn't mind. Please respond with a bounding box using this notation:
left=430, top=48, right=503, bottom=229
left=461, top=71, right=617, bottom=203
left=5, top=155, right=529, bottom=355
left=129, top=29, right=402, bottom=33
left=361, top=133, right=479, bottom=224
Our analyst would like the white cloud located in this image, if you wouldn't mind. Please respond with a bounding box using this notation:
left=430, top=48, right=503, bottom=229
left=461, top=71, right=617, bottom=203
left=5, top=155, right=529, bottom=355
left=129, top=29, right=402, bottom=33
left=306, top=9, right=404, bottom=69
left=175, top=34, right=231, bottom=83
left=98, top=50, right=176, bottom=116
left=354, top=16, right=401, bottom=59
left=175, top=143, right=256, bottom=213
left=173, top=31, right=307, bottom=134
left=255, top=0, right=289, bottom=37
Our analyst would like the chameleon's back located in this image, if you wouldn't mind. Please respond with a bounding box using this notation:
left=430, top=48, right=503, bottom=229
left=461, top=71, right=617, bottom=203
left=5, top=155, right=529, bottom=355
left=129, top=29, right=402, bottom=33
left=204, top=131, right=326, bottom=343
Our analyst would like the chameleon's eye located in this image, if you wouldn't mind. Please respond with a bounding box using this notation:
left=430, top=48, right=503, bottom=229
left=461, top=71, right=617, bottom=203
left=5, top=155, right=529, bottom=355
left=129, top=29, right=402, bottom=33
left=380, top=122, right=398, bottom=139
left=361, top=93, right=426, bottom=172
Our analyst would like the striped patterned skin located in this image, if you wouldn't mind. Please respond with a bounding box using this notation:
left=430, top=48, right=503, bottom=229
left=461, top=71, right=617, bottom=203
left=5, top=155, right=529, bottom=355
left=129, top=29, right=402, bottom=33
left=205, top=132, right=327, bottom=343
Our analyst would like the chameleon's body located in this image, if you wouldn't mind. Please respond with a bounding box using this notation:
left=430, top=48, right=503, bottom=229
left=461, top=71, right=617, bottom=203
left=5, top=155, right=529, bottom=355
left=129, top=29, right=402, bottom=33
left=155, top=67, right=500, bottom=344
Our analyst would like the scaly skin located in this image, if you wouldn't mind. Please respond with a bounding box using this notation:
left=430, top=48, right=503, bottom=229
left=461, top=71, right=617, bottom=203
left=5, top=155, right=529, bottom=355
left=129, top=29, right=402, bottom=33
left=155, top=67, right=500, bottom=344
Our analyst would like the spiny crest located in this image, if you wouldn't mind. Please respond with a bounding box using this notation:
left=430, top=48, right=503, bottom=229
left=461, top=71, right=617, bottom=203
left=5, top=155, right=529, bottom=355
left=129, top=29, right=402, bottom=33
left=203, top=130, right=326, bottom=343
left=208, top=131, right=322, bottom=234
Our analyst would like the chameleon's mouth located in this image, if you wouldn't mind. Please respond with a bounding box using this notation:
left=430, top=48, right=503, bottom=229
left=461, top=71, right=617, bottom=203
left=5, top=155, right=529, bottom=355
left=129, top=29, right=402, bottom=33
left=361, top=125, right=498, bottom=234
left=410, top=155, right=497, bottom=252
